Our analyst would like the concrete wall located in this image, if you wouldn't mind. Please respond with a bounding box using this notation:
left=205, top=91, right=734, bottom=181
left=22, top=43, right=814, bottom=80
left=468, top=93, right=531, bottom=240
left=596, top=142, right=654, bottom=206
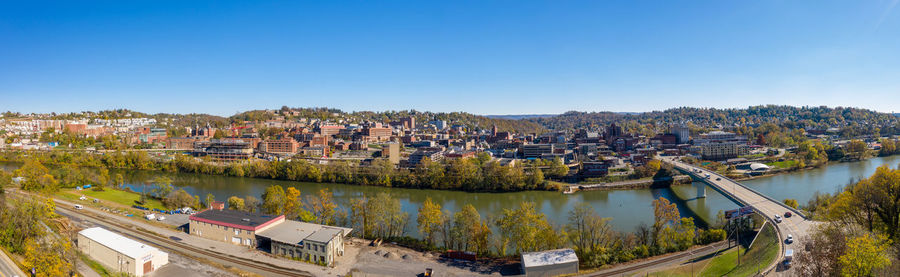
left=523, top=262, right=578, bottom=277
left=190, top=217, right=285, bottom=246
left=77, top=233, right=138, bottom=276
left=270, top=235, right=345, bottom=267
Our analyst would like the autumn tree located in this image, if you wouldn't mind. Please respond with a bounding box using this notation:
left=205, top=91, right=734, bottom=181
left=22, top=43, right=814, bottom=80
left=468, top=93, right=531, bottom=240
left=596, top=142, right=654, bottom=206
left=784, top=198, right=799, bottom=209
left=245, top=195, right=260, bottom=213
left=416, top=197, right=445, bottom=246
left=205, top=193, right=215, bottom=208
left=566, top=202, right=614, bottom=267
left=261, top=185, right=286, bottom=215
left=839, top=234, right=891, bottom=277
left=495, top=202, right=561, bottom=255
left=306, top=188, right=337, bottom=224
left=163, top=189, right=199, bottom=209
left=227, top=196, right=245, bottom=211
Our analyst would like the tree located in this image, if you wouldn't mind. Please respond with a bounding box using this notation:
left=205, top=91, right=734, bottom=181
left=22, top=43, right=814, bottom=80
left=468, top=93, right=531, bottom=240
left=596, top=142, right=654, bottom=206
left=114, top=173, right=125, bottom=190
left=245, top=195, right=260, bottom=213
left=227, top=196, right=245, bottom=211
left=566, top=202, right=614, bottom=267
left=163, top=189, right=198, bottom=209
left=784, top=198, right=800, bottom=209
left=845, top=140, right=868, bottom=160
left=14, top=159, right=56, bottom=192
left=547, top=158, right=569, bottom=178
left=417, top=197, right=444, bottom=246
left=261, top=185, right=286, bottom=215
left=205, top=193, right=215, bottom=208
left=22, top=237, right=75, bottom=277
left=839, top=234, right=891, bottom=277
left=283, top=187, right=304, bottom=220
left=495, top=202, right=558, bottom=255
left=307, top=188, right=337, bottom=225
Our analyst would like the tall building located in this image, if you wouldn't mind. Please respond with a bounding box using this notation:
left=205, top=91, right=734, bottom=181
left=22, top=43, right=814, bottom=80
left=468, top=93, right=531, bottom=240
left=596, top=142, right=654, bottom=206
left=382, top=143, right=400, bottom=164
left=259, top=137, right=300, bottom=154
left=672, top=124, right=690, bottom=144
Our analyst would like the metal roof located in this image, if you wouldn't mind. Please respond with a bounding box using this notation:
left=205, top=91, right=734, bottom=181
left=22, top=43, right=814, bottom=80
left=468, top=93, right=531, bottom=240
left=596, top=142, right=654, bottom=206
left=189, top=209, right=282, bottom=230
left=521, top=248, right=579, bottom=268
left=79, top=227, right=161, bottom=260
left=256, top=220, right=352, bottom=245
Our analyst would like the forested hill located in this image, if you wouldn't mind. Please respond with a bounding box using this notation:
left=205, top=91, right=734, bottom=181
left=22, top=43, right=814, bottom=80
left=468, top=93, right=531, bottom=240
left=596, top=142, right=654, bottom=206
left=528, top=106, right=899, bottom=134
left=231, top=107, right=548, bottom=134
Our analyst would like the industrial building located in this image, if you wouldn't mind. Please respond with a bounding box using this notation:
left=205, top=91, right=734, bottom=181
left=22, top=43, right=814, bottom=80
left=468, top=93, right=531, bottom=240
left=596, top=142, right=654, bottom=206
left=189, top=209, right=285, bottom=247
left=521, top=248, right=579, bottom=277
left=77, top=227, right=169, bottom=277
left=256, top=220, right=352, bottom=267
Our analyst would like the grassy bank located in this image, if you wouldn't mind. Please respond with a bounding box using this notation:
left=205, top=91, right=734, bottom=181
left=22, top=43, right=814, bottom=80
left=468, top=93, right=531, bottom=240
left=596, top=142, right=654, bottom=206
left=57, top=188, right=167, bottom=211
left=649, top=223, right=779, bottom=277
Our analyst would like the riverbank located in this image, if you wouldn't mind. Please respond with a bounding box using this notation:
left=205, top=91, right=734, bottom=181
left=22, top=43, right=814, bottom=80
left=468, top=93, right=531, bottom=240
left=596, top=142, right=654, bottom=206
left=564, top=175, right=692, bottom=193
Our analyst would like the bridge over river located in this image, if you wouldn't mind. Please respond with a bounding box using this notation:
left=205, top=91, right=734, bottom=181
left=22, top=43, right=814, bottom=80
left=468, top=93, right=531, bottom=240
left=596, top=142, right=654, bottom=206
left=661, top=156, right=815, bottom=275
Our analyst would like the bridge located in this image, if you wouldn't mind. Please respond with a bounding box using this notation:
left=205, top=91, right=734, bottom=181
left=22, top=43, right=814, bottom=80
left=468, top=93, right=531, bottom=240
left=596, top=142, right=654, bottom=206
left=660, top=156, right=815, bottom=275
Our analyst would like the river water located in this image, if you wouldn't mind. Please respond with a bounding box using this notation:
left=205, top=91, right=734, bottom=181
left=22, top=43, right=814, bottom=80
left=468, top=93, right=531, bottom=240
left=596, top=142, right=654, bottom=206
left=4, top=155, right=899, bottom=237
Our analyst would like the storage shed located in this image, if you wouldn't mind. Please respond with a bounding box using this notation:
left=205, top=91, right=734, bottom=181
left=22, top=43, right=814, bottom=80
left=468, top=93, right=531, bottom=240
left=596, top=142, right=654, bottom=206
left=521, top=248, right=579, bottom=277
left=77, top=227, right=169, bottom=276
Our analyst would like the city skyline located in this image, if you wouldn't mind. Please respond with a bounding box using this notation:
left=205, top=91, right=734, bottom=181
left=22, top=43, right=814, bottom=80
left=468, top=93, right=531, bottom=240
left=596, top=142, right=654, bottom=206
left=3, top=1, right=900, bottom=115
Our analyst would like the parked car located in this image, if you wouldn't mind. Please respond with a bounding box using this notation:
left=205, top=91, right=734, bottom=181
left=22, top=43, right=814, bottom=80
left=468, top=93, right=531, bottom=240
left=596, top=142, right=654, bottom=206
left=157, top=216, right=166, bottom=221
left=784, top=211, right=792, bottom=218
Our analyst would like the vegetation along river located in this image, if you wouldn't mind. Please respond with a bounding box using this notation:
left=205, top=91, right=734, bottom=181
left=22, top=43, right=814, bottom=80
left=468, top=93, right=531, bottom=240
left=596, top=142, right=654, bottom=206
left=4, top=155, right=899, bottom=238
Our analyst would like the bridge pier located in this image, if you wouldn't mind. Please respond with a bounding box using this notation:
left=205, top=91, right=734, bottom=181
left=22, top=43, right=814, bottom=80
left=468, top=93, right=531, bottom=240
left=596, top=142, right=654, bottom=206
left=695, top=182, right=707, bottom=198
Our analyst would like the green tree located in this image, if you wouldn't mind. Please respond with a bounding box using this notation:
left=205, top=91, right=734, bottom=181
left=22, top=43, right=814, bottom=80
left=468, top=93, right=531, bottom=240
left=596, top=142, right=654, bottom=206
left=205, top=193, right=215, bottom=208
left=245, top=195, right=260, bottom=213
left=261, top=185, right=286, bottom=215
left=495, top=202, right=558, bottom=255
left=565, top=202, right=614, bottom=267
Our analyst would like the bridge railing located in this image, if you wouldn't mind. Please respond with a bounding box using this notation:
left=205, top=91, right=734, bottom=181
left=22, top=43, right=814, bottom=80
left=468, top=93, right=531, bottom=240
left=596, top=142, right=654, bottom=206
left=670, top=160, right=808, bottom=220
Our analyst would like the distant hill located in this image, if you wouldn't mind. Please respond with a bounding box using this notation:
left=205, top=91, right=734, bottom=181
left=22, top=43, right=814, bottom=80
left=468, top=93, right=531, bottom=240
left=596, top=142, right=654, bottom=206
left=484, top=114, right=557, bottom=120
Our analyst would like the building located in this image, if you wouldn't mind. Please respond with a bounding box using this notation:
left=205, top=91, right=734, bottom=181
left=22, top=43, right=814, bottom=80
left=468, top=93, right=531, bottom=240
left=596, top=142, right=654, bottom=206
left=166, top=137, right=201, bottom=149
left=521, top=248, right=579, bottom=277
left=193, top=139, right=255, bottom=161
left=363, top=126, right=392, bottom=140
left=672, top=124, right=691, bottom=144
left=259, top=137, right=300, bottom=154
left=522, top=144, right=554, bottom=159
left=408, top=150, right=443, bottom=165
left=316, top=125, right=345, bottom=137
left=693, top=131, right=750, bottom=160
left=77, top=227, right=169, bottom=277
left=256, top=220, right=352, bottom=267
left=189, top=209, right=285, bottom=247
left=382, top=143, right=401, bottom=164
left=399, top=116, right=416, bottom=129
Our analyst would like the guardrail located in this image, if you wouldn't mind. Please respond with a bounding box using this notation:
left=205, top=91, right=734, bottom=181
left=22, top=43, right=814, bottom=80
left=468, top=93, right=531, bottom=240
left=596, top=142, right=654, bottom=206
left=670, top=160, right=807, bottom=219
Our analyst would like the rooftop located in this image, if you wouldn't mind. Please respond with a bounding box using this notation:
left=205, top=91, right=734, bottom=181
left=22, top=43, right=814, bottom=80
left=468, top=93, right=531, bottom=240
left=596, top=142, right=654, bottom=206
left=189, top=209, right=283, bottom=230
left=257, top=220, right=352, bottom=244
left=79, top=227, right=161, bottom=259
left=521, top=248, right=579, bottom=268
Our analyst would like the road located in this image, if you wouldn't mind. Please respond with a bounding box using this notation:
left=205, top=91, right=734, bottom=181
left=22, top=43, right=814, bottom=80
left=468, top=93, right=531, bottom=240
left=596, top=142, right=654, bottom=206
left=661, top=157, right=814, bottom=275
left=0, top=249, right=25, bottom=277
left=584, top=241, right=728, bottom=276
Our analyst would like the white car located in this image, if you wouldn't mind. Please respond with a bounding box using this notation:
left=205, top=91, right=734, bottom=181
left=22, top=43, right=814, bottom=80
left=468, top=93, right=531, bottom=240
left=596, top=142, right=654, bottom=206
left=74, top=204, right=84, bottom=210
left=774, top=215, right=782, bottom=223
left=157, top=216, right=166, bottom=221
left=786, top=234, right=793, bottom=244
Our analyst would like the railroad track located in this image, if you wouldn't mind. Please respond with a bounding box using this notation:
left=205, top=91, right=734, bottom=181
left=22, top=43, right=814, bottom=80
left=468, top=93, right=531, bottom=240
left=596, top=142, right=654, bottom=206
left=584, top=241, right=727, bottom=276
left=12, top=191, right=313, bottom=277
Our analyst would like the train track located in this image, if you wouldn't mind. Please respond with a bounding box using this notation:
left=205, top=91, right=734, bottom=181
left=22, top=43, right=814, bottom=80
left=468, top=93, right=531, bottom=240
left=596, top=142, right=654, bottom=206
left=12, top=191, right=313, bottom=277
left=584, top=241, right=727, bottom=277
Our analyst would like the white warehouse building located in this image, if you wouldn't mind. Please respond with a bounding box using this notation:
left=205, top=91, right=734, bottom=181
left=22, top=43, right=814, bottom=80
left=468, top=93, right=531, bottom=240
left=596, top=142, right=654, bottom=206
left=77, top=227, right=169, bottom=276
left=521, top=248, right=579, bottom=277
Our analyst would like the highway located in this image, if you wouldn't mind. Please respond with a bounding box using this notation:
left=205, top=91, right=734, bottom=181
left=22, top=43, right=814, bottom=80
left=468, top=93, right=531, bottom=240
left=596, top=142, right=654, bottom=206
left=661, top=157, right=814, bottom=275
left=0, top=249, right=25, bottom=277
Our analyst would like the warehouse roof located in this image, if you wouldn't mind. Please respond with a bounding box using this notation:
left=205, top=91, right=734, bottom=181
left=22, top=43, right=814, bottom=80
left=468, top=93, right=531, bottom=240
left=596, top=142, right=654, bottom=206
left=79, top=227, right=160, bottom=259
left=189, top=209, right=284, bottom=230
left=257, top=220, right=352, bottom=244
left=521, top=248, right=579, bottom=268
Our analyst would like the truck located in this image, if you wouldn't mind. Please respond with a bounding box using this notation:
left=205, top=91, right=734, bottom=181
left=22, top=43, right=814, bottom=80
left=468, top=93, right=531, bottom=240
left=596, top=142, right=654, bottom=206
left=784, top=249, right=794, bottom=268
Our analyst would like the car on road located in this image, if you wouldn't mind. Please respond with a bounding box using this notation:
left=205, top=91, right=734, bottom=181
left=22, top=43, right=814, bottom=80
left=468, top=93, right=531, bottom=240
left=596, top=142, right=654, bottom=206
left=74, top=204, right=83, bottom=210
left=774, top=215, right=782, bottom=223
left=784, top=249, right=794, bottom=268
left=786, top=234, right=793, bottom=244
left=784, top=211, right=792, bottom=218
left=716, top=177, right=721, bottom=181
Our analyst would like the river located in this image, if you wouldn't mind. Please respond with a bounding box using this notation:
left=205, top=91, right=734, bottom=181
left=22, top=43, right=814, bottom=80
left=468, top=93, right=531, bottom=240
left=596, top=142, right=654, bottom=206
left=4, top=155, right=899, bottom=237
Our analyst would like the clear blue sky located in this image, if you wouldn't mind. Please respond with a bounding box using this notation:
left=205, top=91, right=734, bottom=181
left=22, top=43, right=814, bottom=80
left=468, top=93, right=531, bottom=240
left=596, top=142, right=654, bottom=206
left=2, top=0, right=900, bottom=116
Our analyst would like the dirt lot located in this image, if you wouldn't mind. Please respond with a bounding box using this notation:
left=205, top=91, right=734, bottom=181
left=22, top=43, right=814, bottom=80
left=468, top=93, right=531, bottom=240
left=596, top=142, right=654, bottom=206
left=343, top=238, right=519, bottom=277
